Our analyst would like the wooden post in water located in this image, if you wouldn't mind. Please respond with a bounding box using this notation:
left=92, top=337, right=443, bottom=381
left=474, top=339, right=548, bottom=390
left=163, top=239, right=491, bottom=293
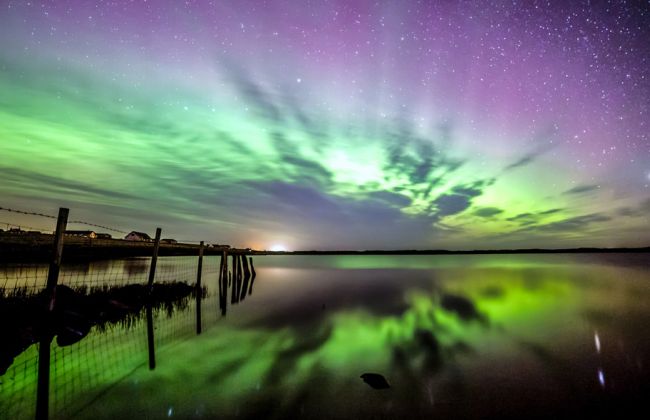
left=218, top=250, right=224, bottom=282
left=249, top=257, right=256, bottom=278
left=242, top=254, right=250, bottom=278
left=195, top=241, right=204, bottom=335
left=218, top=252, right=225, bottom=316
left=240, top=255, right=250, bottom=302
left=146, top=228, right=161, bottom=370
left=219, top=251, right=227, bottom=316
left=248, top=257, right=256, bottom=295
left=36, top=207, right=69, bottom=420
left=236, top=254, right=243, bottom=300
left=231, top=254, right=238, bottom=303
left=228, top=253, right=232, bottom=287
left=223, top=250, right=228, bottom=279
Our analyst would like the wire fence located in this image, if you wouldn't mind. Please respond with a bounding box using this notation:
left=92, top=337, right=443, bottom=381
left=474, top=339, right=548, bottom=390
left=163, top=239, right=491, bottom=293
left=0, top=206, right=254, bottom=420
left=0, top=206, right=128, bottom=234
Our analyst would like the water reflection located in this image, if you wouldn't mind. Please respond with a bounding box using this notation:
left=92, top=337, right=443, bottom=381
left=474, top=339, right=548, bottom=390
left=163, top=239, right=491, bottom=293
left=221, top=255, right=257, bottom=314
left=80, top=254, right=649, bottom=419
left=123, top=259, right=149, bottom=276
left=2, top=254, right=649, bottom=419
left=0, top=282, right=203, bottom=375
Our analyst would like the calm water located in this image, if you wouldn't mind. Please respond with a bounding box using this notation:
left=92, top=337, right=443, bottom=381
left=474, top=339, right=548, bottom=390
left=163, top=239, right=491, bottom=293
left=2, top=254, right=650, bottom=419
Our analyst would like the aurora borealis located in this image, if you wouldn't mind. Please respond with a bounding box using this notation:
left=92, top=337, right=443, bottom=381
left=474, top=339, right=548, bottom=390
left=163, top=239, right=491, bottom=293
left=1, top=1, right=649, bottom=250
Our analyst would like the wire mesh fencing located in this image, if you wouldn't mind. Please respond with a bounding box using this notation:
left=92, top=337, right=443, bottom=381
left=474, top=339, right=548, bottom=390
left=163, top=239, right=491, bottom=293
left=0, top=254, right=229, bottom=420
left=0, top=206, right=248, bottom=420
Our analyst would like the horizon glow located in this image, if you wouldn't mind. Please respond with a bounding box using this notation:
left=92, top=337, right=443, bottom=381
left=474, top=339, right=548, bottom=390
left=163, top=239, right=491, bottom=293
left=0, top=1, right=649, bottom=249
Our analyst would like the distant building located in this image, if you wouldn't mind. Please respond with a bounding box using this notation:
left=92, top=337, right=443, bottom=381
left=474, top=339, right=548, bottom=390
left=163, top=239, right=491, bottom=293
left=96, top=233, right=112, bottom=239
left=65, top=230, right=97, bottom=239
left=124, top=231, right=152, bottom=241
left=161, top=238, right=177, bottom=244
left=4, top=228, right=44, bottom=235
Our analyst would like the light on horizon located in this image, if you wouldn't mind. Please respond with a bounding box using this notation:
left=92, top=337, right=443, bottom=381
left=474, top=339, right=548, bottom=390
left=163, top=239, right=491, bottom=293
left=269, top=244, right=288, bottom=252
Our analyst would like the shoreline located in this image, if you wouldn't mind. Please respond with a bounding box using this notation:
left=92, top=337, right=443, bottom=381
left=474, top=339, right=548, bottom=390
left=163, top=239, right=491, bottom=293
left=1, top=234, right=648, bottom=263
left=257, top=247, right=650, bottom=256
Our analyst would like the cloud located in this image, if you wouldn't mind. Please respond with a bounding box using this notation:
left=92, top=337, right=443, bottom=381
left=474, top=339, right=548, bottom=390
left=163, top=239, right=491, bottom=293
left=520, top=213, right=611, bottom=233
left=506, top=208, right=563, bottom=223
left=452, top=185, right=483, bottom=197
left=1, top=166, right=135, bottom=200
left=432, top=194, right=472, bottom=217
left=229, top=180, right=443, bottom=249
left=428, top=179, right=495, bottom=221
left=503, top=153, right=538, bottom=171
left=366, top=191, right=412, bottom=208
left=502, top=126, right=558, bottom=172
left=247, top=181, right=341, bottom=218
left=616, top=198, right=650, bottom=217
left=474, top=207, right=504, bottom=218
left=539, top=208, right=563, bottom=215
left=503, top=208, right=567, bottom=228
left=268, top=131, right=332, bottom=187
left=563, top=184, right=600, bottom=195
left=380, top=120, right=466, bottom=203
left=506, top=212, right=532, bottom=222
left=218, top=59, right=283, bottom=123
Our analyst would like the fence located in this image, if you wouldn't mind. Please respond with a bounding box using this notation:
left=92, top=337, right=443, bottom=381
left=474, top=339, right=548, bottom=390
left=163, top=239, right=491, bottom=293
left=0, top=207, right=256, bottom=419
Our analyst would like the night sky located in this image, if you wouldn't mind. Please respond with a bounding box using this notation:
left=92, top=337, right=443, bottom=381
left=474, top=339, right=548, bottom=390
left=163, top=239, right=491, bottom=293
left=1, top=0, right=649, bottom=250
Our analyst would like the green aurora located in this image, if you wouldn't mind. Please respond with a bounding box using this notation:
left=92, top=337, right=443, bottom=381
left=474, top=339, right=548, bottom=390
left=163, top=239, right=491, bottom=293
left=1, top=2, right=649, bottom=249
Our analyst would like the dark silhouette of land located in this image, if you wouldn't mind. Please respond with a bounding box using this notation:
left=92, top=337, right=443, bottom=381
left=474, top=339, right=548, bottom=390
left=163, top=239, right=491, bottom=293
left=1, top=230, right=648, bottom=262
left=256, top=247, right=650, bottom=256
left=0, top=232, right=246, bottom=262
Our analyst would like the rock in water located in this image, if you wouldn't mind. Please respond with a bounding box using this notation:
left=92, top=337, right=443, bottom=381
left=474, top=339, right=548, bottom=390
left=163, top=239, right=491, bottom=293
left=360, top=373, right=390, bottom=389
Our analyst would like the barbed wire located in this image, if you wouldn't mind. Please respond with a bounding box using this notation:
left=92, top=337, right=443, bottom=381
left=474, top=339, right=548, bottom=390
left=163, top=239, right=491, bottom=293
left=0, top=205, right=231, bottom=241
left=0, top=206, right=57, bottom=219
left=1, top=206, right=128, bottom=234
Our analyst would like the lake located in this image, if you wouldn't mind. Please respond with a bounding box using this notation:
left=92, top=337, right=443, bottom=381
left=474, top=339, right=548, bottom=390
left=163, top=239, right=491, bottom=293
left=1, top=254, right=649, bottom=419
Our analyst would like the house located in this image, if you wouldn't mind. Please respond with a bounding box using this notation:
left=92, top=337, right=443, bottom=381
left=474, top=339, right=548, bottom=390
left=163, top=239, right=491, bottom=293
left=124, top=231, right=152, bottom=241
left=65, top=230, right=97, bottom=239
left=96, top=233, right=112, bottom=239
left=161, top=238, right=177, bottom=244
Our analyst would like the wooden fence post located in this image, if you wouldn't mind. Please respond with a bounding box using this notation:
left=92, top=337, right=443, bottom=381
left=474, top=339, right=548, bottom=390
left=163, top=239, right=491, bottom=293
left=196, top=241, right=204, bottom=335
left=146, top=228, right=161, bottom=370
left=147, top=228, right=161, bottom=288
left=223, top=250, right=228, bottom=284
left=219, top=251, right=227, bottom=316
left=36, top=207, right=69, bottom=420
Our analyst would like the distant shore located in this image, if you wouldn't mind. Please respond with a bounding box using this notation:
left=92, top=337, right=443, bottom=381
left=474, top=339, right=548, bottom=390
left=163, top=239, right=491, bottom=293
left=254, top=247, right=650, bottom=256
left=1, top=232, right=648, bottom=263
